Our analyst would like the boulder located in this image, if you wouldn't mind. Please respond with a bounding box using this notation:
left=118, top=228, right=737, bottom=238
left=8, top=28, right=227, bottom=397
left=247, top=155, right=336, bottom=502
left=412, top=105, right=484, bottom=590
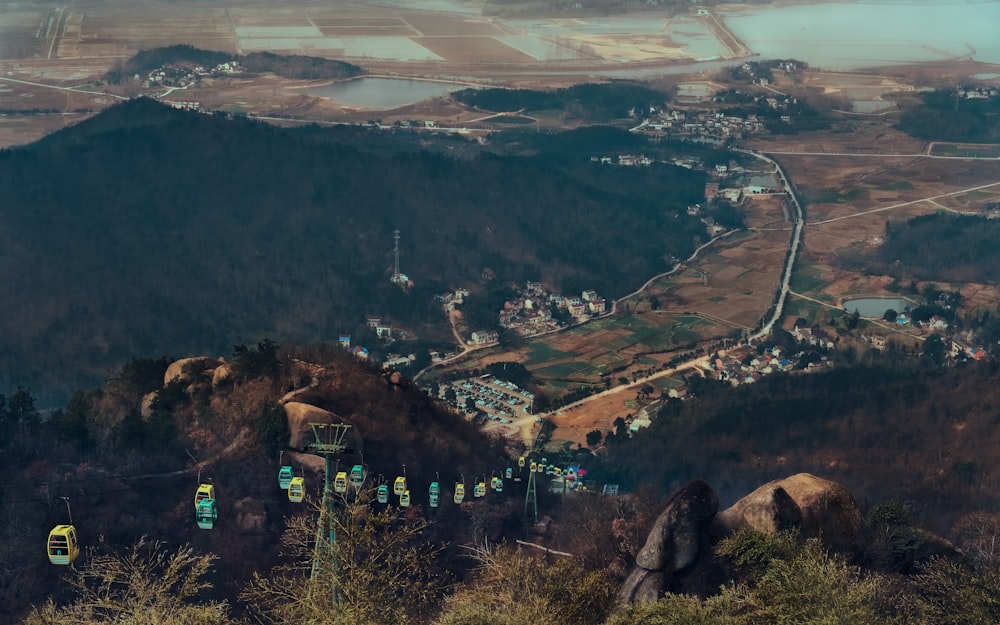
left=164, top=356, right=220, bottom=386
left=140, top=391, right=157, bottom=420
left=233, top=497, right=267, bottom=533
left=283, top=402, right=363, bottom=452
left=712, top=473, right=861, bottom=551
left=619, top=568, right=664, bottom=605
left=212, top=362, right=231, bottom=387
left=635, top=480, right=719, bottom=573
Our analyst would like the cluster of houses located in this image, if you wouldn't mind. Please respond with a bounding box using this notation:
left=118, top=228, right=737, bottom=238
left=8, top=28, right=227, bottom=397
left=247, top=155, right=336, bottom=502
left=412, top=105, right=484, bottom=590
left=498, top=283, right=607, bottom=336
left=631, top=108, right=767, bottom=140
left=706, top=345, right=819, bottom=386
left=957, top=85, right=999, bottom=100
left=141, top=61, right=242, bottom=89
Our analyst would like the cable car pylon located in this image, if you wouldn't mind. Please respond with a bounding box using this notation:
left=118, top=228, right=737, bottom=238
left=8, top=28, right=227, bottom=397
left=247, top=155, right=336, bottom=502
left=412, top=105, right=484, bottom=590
left=307, top=422, right=353, bottom=600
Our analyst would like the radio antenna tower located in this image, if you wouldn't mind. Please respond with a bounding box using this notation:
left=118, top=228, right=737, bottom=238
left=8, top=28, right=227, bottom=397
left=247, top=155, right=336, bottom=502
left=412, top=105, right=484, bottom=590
left=392, top=229, right=401, bottom=284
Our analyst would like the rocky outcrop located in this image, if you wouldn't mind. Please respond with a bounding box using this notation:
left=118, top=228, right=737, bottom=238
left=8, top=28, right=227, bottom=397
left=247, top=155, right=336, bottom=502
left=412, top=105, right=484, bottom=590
left=283, top=401, right=364, bottom=452
left=211, top=362, right=231, bottom=387
left=164, top=356, right=220, bottom=386
left=620, top=480, right=718, bottom=604
left=621, top=474, right=866, bottom=606
left=233, top=497, right=267, bottom=533
left=711, top=473, right=862, bottom=552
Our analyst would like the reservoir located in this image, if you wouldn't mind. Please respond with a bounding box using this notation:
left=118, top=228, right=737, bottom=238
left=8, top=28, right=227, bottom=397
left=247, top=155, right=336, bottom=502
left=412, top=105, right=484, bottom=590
left=842, top=297, right=910, bottom=318
left=309, top=78, right=470, bottom=109
left=722, top=1, right=1000, bottom=70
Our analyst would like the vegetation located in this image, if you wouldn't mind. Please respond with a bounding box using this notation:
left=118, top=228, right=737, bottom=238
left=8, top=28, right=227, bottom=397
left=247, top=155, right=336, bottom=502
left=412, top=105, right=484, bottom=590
left=895, top=89, right=1000, bottom=142
left=106, top=44, right=363, bottom=83
left=872, top=213, right=1000, bottom=284
left=0, top=99, right=709, bottom=403
left=452, top=82, right=668, bottom=122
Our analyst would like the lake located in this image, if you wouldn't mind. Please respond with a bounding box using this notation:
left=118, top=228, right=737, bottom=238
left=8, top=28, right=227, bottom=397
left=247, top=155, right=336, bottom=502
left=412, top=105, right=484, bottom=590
left=842, top=297, right=910, bottom=318
left=308, top=78, right=469, bottom=109
left=722, top=0, right=1000, bottom=70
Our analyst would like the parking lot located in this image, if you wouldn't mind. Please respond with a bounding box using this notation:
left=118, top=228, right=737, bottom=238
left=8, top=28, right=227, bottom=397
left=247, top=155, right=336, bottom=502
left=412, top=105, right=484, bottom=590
left=441, top=374, right=534, bottom=424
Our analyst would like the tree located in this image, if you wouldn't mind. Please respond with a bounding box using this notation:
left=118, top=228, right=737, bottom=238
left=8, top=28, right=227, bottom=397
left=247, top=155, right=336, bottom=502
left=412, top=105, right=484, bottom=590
left=243, top=488, right=444, bottom=625
left=23, top=537, right=230, bottom=625
left=231, top=339, right=281, bottom=381
left=882, top=309, right=898, bottom=322
left=436, top=543, right=615, bottom=625
left=586, top=429, right=603, bottom=448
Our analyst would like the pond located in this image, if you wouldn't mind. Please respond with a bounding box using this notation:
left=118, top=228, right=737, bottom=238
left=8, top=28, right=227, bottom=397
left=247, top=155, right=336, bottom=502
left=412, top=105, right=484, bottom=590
left=308, top=78, right=469, bottom=109
left=842, top=297, right=910, bottom=318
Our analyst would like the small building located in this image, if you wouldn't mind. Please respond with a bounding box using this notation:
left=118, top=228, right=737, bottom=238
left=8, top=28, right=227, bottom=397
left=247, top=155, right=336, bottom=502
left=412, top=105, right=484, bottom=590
left=339, top=334, right=351, bottom=349
left=470, top=330, right=499, bottom=345
left=365, top=315, right=382, bottom=328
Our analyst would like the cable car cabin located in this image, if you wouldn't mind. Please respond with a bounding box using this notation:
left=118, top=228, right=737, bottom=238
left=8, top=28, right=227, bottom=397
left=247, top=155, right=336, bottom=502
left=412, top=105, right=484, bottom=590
left=195, top=499, right=217, bottom=530
left=554, top=467, right=563, bottom=477
left=278, top=466, right=294, bottom=490
left=491, top=477, right=503, bottom=493
left=349, top=465, right=365, bottom=488
left=518, top=456, right=526, bottom=468
left=400, top=490, right=411, bottom=507
left=393, top=476, right=407, bottom=496
left=288, top=477, right=305, bottom=503
left=194, top=484, right=215, bottom=510
left=377, top=484, right=389, bottom=504
left=47, top=525, right=80, bottom=565
left=505, top=467, right=513, bottom=480
left=529, top=462, right=537, bottom=473
left=474, top=482, right=486, bottom=498
left=334, top=472, right=348, bottom=494
left=454, top=483, right=465, bottom=504
left=429, top=482, right=440, bottom=508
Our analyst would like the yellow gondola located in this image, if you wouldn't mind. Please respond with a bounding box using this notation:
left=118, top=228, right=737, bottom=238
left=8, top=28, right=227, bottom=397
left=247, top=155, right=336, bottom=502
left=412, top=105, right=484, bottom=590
left=334, top=471, right=348, bottom=494
left=288, top=477, right=305, bottom=503
left=454, top=483, right=465, bottom=504
left=474, top=481, right=486, bottom=498
left=393, top=476, right=407, bottom=496
left=400, top=490, right=411, bottom=507
left=194, top=484, right=215, bottom=510
left=518, top=456, right=526, bottom=468
left=529, top=461, right=537, bottom=473
left=47, top=525, right=80, bottom=566
left=491, top=476, right=503, bottom=493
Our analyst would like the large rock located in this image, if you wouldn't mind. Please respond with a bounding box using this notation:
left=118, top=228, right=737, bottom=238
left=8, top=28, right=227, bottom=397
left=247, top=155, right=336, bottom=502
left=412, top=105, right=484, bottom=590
left=233, top=497, right=267, bottom=533
left=283, top=402, right=363, bottom=452
left=164, top=356, right=220, bottom=385
left=712, top=473, right=861, bottom=551
left=212, top=362, right=231, bottom=387
left=619, top=568, right=664, bottom=605
left=635, top=480, right=719, bottom=573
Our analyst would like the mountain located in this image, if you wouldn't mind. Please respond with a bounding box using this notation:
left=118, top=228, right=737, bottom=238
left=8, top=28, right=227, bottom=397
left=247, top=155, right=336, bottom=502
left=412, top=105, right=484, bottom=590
left=0, top=98, right=708, bottom=403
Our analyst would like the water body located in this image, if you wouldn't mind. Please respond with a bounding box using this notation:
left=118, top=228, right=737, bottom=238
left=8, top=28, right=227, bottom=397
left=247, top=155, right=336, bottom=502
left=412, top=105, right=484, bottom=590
left=721, top=0, right=1000, bottom=70
left=842, top=297, right=910, bottom=318
left=309, top=78, right=469, bottom=109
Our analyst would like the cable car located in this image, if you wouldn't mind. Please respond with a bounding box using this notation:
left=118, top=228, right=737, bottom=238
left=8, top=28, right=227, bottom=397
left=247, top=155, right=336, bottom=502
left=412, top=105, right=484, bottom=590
left=491, top=476, right=503, bottom=493
left=429, top=482, right=440, bottom=508
left=393, top=476, right=407, bottom=496
left=349, top=465, right=365, bottom=488
left=554, top=467, right=563, bottom=477
left=334, top=472, right=348, bottom=494
left=454, top=483, right=465, bottom=504
left=474, top=481, right=486, bottom=498
left=518, top=456, right=526, bottom=468
left=505, top=467, right=513, bottom=480
left=288, top=477, right=305, bottom=503
left=400, top=490, right=411, bottom=507
left=196, top=498, right=217, bottom=530
left=377, top=484, right=389, bottom=504
left=47, top=525, right=80, bottom=565
left=194, top=484, right=215, bottom=510
left=529, top=461, right=537, bottom=473
left=278, top=466, right=294, bottom=490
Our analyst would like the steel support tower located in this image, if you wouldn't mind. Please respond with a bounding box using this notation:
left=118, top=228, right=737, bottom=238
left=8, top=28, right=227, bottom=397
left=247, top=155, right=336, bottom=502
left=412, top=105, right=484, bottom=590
left=309, top=423, right=353, bottom=597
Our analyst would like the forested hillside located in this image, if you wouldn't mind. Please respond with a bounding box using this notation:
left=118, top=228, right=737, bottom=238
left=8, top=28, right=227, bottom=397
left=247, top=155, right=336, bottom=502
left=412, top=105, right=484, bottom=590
left=452, top=82, right=667, bottom=122
left=596, top=361, right=1000, bottom=531
left=0, top=98, right=707, bottom=403
left=872, top=213, right=1000, bottom=284
left=895, top=88, right=1000, bottom=142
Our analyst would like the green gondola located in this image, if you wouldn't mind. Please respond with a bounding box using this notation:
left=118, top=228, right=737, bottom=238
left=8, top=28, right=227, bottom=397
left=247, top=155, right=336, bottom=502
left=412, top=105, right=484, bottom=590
left=196, top=499, right=217, bottom=530
left=278, top=465, right=294, bottom=490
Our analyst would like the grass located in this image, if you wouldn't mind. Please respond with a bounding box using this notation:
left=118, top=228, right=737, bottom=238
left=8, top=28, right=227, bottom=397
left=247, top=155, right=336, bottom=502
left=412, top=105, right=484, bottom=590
left=930, top=143, right=1000, bottom=158
left=877, top=181, right=914, bottom=191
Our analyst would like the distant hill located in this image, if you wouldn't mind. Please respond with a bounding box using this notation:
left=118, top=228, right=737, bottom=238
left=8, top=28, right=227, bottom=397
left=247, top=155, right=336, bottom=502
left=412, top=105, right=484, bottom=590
left=452, top=82, right=668, bottom=122
left=0, top=99, right=708, bottom=402
left=106, top=44, right=364, bottom=82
